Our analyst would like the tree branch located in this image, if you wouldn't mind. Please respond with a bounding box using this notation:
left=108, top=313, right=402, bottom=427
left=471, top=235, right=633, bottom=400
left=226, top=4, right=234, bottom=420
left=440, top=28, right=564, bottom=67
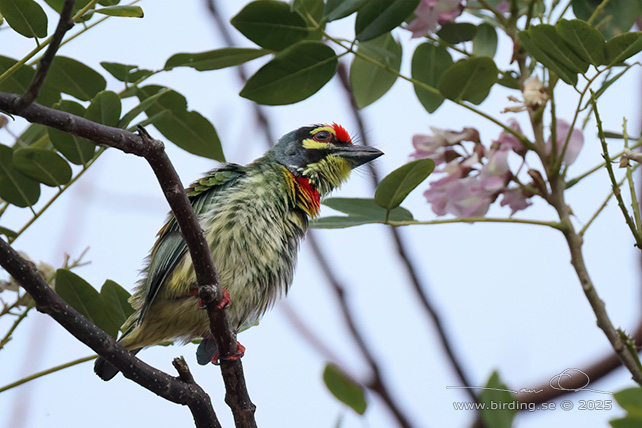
left=13, top=0, right=75, bottom=112
left=0, top=238, right=221, bottom=428
left=549, top=175, right=642, bottom=386
left=0, top=91, right=256, bottom=426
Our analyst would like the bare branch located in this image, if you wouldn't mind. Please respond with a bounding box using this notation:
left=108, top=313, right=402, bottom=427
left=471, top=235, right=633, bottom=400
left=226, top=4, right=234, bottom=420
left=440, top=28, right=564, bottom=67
left=13, top=0, right=76, bottom=112
left=0, top=238, right=221, bottom=428
left=0, top=91, right=256, bottom=426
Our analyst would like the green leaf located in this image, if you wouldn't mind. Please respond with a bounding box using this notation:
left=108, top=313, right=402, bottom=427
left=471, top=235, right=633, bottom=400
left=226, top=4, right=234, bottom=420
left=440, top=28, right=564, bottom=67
left=437, top=22, right=477, bottom=44
left=0, top=55, right=60, bottom=107
left=479, top=371, right=516, bottom=428
left=605, top=32, right=642, bottom=65
left=355, top=0, right=419, bottom=42
left=374, top=158, right=434, bottom=210
left=164, top=48, right=269, bottom=71
left=528, top=24, right=589, bottom=74
left=438, top=56, right=497, bottom=104
left=94, top=5, right=143, bottom=17
left=556, top=19, right=606, bottom=66
left=611, top=417, right=642, bottom=428
left=350, top=33, right=401, bottom=108
left=0, top=144, right=40, bottom=207
left=100, top=62, right=153, bottom=83
left=43, top=0, right=91, bottom=14
left=411, top=43, right=452, bottom=113
left=323, top=364, right=367, bottom=415
left=323, top=0, right=368, bottom=21
left=15, top=124, right=51, bottom=149
left=0, top=0, right=48, bottom=38
left=0, top=226, right=17, bottom=238
left=240, top=41, right=337, bottom=105
left=582, top=63, right=634, bottom=110
left=518, top=30, right=578, bottom=85
left=56, top=269, right=119, bottom=338
left=137, top=85, right=224, bottom=161
left=614, top=388, right=642, bottom=417
left=100, top=279, right=134, bottom=333
left=48, top=56, right=107, bottom=101
left=48, top=100, right=96, bottom=165
left=292, top=0, right=325, bottom=41
left=85, top=90, right=122, bottom=127
left=572, top=0, right=639, bottom=39
left=118, top=87, right=169, bottom=129
left=312, top=198, right=414, bottom=229
left=472, top=23, right=498, bottom=58
left=13, top=148, right=72, bottom=187
left=231, top=0, right=309, bottom=51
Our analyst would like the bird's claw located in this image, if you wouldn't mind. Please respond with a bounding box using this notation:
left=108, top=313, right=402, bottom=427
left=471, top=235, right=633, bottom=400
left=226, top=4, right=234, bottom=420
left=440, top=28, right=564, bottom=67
left=189, top=288, right=230, bottom=310
left=212, top=342, right=246, bottom=365
left=215, top=289, right=231, bottom=311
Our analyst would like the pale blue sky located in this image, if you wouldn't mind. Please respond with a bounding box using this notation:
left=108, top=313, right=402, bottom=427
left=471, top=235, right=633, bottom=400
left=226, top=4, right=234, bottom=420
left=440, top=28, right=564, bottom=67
left=1, top=1, right=641, bottom=427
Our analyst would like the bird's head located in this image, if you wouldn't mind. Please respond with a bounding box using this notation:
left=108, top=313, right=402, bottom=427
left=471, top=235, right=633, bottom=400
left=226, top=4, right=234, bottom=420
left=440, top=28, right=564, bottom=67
left=270, top=123, right=383, bottom=195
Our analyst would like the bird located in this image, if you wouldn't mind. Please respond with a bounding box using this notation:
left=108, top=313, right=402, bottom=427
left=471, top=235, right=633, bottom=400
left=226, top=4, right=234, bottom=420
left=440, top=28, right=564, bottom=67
left=94, top=123, right=383, bottom=380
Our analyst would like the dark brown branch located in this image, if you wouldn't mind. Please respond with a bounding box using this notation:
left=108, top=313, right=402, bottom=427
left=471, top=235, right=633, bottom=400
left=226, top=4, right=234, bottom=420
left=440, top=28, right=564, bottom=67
left=336, top=62, right=478, bottom=402
left=0, top=238, right=221, bottom=428
left=0, top=91, right=256, bottom=426
left=13, top=0, right=75, bottom=112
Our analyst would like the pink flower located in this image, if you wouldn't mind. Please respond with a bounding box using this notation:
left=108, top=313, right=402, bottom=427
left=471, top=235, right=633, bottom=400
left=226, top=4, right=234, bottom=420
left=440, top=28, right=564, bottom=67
left=493, top=119, right=526, bottom=156
left=411, top=127, right=479, bottom=166
left=407, top=0, right=464, bottom=37
left=500, top=188, right=533, bottom=214
left=545, top=119, right=584, bottom=165
left=424, top=173, right=493, bottom=217
left=424, top=172, right=462, bottom=215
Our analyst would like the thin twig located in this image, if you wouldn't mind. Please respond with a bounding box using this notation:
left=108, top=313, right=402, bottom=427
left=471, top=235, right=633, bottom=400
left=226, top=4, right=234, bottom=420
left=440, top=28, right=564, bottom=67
left=12, top=0, right=75, bottom=112
left=592, top=94, right=642, bottom=248
left=0, top=355, right=97, bottom=393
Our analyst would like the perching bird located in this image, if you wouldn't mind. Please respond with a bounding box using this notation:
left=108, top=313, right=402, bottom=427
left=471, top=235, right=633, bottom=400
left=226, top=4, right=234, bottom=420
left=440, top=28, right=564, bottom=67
left=94, top=123, right=383, bottom=380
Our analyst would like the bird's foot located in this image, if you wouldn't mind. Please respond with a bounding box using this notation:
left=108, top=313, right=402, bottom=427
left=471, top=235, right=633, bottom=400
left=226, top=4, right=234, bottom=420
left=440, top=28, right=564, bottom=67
left=212, top=342, right=246, bottom=365
left=188, top=288, right=231, bottom=310
left=215, top=289, right=231, bottom=310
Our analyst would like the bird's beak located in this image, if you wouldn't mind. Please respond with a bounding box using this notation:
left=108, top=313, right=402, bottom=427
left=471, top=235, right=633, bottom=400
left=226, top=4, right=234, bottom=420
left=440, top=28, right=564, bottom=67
left=333, top=145, right=384, bottom=167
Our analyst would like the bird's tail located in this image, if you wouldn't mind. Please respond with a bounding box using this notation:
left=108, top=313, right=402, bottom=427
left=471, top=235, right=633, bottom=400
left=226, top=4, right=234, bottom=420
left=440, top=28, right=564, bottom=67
left=94, top=348, right=141, bottom=381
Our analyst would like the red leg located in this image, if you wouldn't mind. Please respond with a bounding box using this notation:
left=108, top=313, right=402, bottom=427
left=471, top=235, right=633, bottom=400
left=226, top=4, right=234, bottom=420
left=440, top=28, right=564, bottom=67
left=211, top=341, right=245, bottom=365
left=215, top=289, right=231, bottom=310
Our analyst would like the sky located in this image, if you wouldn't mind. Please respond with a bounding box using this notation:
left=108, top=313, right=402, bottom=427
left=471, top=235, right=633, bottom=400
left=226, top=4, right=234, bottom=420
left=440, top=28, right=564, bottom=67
left=1, top=1, right=642, bottom=427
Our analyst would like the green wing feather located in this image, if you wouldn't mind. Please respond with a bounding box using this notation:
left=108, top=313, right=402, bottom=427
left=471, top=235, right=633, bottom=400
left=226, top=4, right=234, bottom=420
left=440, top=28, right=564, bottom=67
left=136, top=164, right=245, bottom=322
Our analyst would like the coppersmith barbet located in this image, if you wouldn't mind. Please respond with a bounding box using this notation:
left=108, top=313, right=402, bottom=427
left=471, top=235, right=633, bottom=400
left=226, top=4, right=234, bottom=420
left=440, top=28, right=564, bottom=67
left=94, top=123, right=382, bottom=380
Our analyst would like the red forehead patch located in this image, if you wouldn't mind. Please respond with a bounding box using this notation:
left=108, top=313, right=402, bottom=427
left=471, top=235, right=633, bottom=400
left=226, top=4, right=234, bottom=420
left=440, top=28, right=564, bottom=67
left=332, top=123, right=351, bottom=144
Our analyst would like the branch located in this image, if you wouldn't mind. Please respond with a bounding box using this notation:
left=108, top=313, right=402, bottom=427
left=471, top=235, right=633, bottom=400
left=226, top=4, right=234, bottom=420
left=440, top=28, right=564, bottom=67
left=0, top=91, right=256, bottom=426
left=517, top=319, right=642, bottom=405
left=12, top=0, right=75, bottom=112
left=0, top=238, right=221, bottom=428
left=593, top=95, right=642, bottom=248
left=549, top=175, right=642, bottom=386
left=336, top=62, right=479, bottom=402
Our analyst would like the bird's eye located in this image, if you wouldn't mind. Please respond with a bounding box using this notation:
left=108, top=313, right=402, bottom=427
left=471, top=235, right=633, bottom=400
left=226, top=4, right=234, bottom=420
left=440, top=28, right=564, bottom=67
left=313, top=130, right=332, bottom=142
